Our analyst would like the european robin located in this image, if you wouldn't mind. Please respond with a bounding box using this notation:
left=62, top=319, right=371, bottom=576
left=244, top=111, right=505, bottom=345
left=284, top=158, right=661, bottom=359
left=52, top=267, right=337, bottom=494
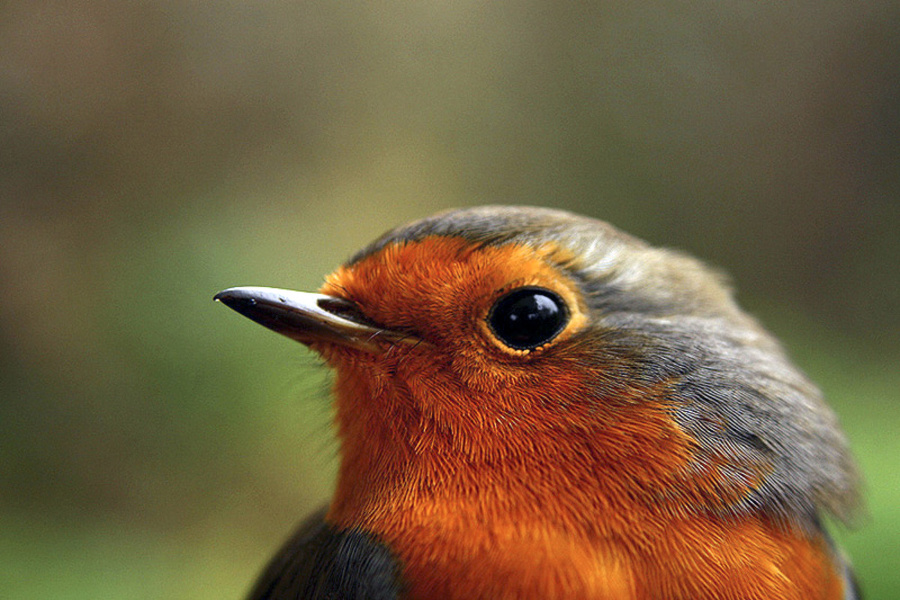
left=215, top=206, right=861, bottom=600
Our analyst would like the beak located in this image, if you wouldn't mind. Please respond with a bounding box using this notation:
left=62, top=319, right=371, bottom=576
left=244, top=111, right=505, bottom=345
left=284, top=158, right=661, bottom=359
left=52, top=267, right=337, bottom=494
left=214, top=286, right=417, bottom=353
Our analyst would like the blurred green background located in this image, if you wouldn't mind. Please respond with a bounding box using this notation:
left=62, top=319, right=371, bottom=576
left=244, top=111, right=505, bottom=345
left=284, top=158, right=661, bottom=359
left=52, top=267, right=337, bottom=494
left=2, top=2, right=898, bottom=598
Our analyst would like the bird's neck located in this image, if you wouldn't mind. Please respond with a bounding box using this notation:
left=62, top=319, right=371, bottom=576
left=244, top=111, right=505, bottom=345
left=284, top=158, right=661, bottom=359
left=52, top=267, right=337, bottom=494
left=328, top=445, right=845, bottom=600
left=325, top=371, right=847, bottom=600
left=328, top=440, right=845, bottom=600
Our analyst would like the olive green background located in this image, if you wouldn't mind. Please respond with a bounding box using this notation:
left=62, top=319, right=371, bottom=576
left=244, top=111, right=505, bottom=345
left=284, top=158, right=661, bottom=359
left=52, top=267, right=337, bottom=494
left=2, top=2, right=898, bottom=598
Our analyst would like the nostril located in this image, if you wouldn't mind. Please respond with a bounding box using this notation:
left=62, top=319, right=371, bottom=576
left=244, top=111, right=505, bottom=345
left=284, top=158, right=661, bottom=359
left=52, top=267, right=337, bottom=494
left=317, top=297, right=379, bottom=328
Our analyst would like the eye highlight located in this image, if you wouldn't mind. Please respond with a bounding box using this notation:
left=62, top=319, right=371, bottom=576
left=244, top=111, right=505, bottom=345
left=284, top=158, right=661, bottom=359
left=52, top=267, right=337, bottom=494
left=488, top=287, right=569, bottom=350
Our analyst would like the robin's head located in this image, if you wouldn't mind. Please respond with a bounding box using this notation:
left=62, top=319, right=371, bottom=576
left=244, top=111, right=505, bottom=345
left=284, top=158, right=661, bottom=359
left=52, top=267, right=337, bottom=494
left=216, top=206, right=860, bottom=531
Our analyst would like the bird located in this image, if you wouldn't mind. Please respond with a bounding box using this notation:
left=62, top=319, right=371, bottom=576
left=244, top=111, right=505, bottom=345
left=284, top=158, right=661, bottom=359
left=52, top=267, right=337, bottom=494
left=215, top=205, right=861, bottom=600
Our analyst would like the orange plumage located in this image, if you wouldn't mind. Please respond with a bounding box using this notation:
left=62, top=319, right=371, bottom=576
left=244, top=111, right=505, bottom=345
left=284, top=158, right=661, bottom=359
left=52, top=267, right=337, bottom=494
left=216, top=206, right=861, bottom=599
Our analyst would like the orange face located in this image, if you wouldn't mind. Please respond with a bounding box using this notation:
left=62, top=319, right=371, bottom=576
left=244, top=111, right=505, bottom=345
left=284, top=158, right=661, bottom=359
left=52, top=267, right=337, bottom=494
left=321, top=236, right=652, bottom=445
left=322, top=236, right=587, bottom=393
left=325, top=236, right=587, bottom=353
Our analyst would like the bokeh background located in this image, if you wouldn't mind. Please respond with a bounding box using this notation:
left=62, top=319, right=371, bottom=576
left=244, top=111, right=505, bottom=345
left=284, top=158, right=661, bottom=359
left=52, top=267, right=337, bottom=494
left=2, top=2, right=898, bottom=598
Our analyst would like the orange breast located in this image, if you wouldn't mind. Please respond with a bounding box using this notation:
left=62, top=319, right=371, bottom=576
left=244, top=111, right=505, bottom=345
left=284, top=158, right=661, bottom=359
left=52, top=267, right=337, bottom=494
left=331, top=492, right=846, bottom=599
left=325, top=411, right=846, bottom=600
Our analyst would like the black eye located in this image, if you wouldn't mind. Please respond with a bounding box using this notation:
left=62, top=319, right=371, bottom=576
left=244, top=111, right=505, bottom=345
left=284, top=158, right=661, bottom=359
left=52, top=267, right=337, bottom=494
left=488, top=287, right=569, bottom=350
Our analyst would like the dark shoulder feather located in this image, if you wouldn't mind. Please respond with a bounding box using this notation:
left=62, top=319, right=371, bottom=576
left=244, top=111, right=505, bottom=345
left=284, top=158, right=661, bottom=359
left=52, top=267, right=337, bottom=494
left=246, top=508, right=403, bottom=600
